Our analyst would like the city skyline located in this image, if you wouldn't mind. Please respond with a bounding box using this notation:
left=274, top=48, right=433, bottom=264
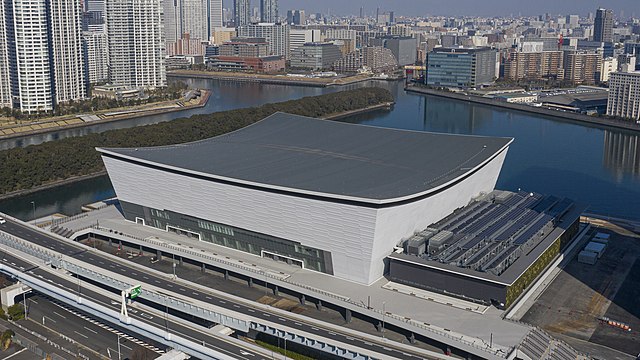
left=266, top=0, right=637, bottom=18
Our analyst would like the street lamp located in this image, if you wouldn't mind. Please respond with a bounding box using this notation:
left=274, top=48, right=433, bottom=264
left=30, top=201, right=35, bottom=225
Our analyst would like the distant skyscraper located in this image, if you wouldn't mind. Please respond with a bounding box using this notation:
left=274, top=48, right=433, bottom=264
left=50, top=0, right=87, bottom=103
left=0, top=2, right=13, bottom=109
left=0, top=0, right=86, bottom=113
left=234, top=0, right=250, bottom=27
left=286, top=9, right=305, bottom=25
left=182, top=0, right=208, bottom=40
left=83, top=30, right=109, bottom=84
left=164, top=0, right=183, bottom=43
left=260, top=0, right=278, bottom=23
left=209, top=0, right=223, bottom=30
left=106, top=0, right=166, bottom=88
left=594, top=8, right=613, bottom=43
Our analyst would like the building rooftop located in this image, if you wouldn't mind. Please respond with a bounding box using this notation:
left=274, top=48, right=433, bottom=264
left=98, top=112, right=512, bottom=204
left=390, top=190, right=583, bottom=284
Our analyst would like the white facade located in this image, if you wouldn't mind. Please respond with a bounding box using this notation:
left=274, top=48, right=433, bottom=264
left=289, top=29, right=320, bottom=53
left=6, top=0, right=53, bottom=113
left=600, top=57, right=618, bottom=82
left=208, top=0, right=223, bottom=31
left=83, top=30, right=109, bottom=84
left=106, top=0, right=166, bottom=88
left=182, top=0, right=207, bottom=41
left=102, top=146, right=509, bottom=285
left=238, top=23, right=289, bottom=58
left=607, top=72, right=640, bottom=120
left=163, top=0, right=182, bottom=43
left=0, top=2, right=11, bottom=109
left=50, top=0, right=87, bottom=103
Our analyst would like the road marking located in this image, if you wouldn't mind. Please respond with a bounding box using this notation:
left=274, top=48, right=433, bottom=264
left=73, top=331, right=89, bottom=339
left=83, top=327, right=98, bottom=335
left=1, top=347, right=27, bottom=360
left=53, top=311, right=66, bottom=319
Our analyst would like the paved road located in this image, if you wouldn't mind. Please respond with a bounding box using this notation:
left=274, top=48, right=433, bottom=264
left=24, top=294, right=159, bottom=360
left=0, top=238, right=271, bottom=360
left=0, top=218, right=433, bottom=360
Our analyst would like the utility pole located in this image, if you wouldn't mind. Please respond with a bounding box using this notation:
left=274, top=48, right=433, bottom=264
left=117, top=334, right=121, bottom=360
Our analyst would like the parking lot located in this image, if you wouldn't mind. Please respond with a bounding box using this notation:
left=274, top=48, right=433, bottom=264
left=521, top=224, right=640, bottom=359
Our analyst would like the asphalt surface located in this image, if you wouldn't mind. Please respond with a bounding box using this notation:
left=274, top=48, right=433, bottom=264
left=24, top=294, right=158, bottom=360
left=0, top=226, right=271, bottom=360
left=0, top=218, right=432, bottom=360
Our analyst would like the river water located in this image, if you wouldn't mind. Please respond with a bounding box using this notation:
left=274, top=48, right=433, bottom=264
left=2, top=78, right=639, bottom=221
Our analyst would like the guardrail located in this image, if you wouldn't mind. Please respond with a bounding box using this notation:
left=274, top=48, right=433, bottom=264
left=85, top=225, right=511, bottom=358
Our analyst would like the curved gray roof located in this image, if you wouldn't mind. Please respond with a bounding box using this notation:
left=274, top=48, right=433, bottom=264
left=98, top=112, right=513, bottom=204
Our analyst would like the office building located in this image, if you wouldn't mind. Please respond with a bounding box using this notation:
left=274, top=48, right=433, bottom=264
left=83, top=30, right=109, bottom=84
left=106, top=0, right=166, bottom=88
left=220, top=38, right=269, bottom=57
left=325, top=29, right=357, bottom=53
left=260, top=0, right=278, bottom=23
left=427, top=47, right=497, bottom=88
left=290, top=42, right=342, bottom=70
left=566, top=15, right=579, bottom=29
left=207, top=55, right=284, bottom=73
left=289, top=28, right=320, bottom=53
left=371, top=36, right=417, bottom=66
left=607, top=72, right=640, bottom=120
left=618, top=54, right=637, bottom=73
left=234, top=0, right=250, bottom=27
left=593, top=8, right=613, bottom=43
left=286, top=10, right=305, bottom=25
left=238, top=23, right=289, bottom=59
left=209, top=0, right=223, bottom=30
left=0, top=0, right=86, bottom=113
left=99, top=112, right=513, bottom=285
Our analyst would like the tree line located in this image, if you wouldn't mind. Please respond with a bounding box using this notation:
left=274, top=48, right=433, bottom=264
left=0, top=87, right=394, bottom=194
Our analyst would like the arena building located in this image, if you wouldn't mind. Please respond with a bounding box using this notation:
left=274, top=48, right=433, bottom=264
left=98, top=112, right=513, bottom=285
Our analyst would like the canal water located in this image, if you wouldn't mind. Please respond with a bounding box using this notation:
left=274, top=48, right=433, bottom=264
left=1, top=78, right=639, bottom=221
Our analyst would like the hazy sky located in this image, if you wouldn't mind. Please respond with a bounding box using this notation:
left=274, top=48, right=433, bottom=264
left=228, top=0, right=637, bottom=18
